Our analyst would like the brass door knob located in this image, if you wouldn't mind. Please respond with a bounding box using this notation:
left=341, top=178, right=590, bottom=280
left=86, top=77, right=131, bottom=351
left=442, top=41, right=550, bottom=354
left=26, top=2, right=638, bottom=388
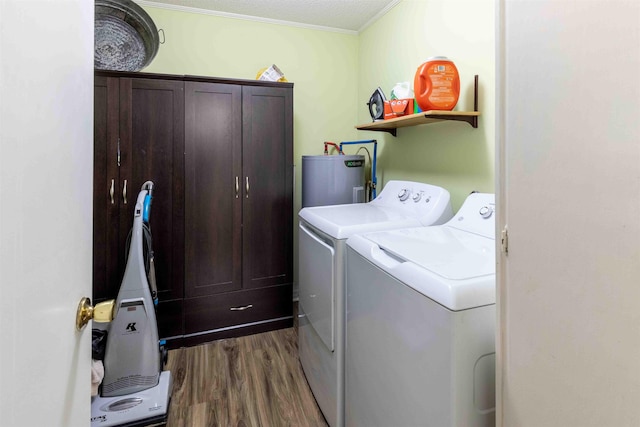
left=76, top=297, right=115, bottom=331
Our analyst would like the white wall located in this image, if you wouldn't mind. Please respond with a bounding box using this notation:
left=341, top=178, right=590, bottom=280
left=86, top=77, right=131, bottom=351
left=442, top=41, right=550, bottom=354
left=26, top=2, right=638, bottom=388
left=497, top=1, right=640, bottom=425
left=0, top=1, right=94, bottom=425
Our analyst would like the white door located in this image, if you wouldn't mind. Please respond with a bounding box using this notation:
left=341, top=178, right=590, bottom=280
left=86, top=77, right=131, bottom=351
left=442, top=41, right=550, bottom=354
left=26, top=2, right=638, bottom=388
left=0, top=1, right=94, bottom=426
left=497, top=1, right=640, bottom=426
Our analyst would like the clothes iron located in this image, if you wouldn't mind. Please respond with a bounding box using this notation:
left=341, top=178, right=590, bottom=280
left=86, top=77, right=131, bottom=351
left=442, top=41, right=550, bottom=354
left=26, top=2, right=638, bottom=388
left=367, top=87, right=386, bottom=121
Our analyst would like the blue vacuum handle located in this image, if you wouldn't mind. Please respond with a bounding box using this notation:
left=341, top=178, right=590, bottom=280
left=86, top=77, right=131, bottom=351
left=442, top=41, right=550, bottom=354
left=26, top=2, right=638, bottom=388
left=142, top=193, right=152, bottom=223
left=141, top=181, right=154, bottom=223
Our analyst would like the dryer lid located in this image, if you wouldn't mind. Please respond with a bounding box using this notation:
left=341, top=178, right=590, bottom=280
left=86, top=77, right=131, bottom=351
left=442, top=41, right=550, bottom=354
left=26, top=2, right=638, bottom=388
left=299, top=204, right=420, bottom=239
left=298, top=180, right=453, bottom=239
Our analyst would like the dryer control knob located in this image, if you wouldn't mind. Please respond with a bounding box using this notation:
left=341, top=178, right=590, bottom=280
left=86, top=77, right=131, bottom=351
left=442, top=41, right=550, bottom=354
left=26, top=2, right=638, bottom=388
left=398, top=188, right=411, bottom=202
left=412, top=192, right=422, bottom=202
left=479, top=206, right=493, bottom=219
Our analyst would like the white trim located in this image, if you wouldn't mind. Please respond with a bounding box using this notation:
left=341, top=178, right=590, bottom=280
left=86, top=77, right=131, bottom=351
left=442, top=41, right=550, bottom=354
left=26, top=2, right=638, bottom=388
left=357, top=0, right=400, bottom=32
left=494, top=1, right=505, bottom=426
left=137, top=0, right=360, bottom=34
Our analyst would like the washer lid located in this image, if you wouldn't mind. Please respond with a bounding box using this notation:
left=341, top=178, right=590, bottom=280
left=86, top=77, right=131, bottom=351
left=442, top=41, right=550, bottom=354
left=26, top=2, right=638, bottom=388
left=365, top=226, right=495, bottom=280
left=299, top=204, right=420, bottom=239
left=347, top=225, right=495, bottom=310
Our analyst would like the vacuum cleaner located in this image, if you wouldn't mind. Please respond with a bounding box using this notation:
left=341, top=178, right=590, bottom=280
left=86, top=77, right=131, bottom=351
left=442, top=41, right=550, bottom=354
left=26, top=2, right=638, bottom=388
left=91, top=181, right=172, bottom=427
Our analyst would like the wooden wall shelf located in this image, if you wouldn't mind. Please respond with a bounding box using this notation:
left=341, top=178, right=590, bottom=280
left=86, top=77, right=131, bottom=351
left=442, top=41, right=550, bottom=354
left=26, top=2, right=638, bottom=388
left=356, top=75, right=480, bottom=137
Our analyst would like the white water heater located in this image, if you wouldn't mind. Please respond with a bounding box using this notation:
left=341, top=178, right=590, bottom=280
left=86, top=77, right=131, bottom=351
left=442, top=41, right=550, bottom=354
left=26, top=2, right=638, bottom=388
left=302, top=155, right=365, bottom=208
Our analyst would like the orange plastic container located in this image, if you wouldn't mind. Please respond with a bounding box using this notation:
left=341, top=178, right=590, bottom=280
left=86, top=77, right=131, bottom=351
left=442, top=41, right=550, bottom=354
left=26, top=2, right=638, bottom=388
left=414, top=56, right=460, bottom=111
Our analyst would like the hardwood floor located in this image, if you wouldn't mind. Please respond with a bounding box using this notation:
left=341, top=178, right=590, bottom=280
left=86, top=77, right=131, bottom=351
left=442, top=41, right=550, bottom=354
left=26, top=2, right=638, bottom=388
left=164, top=307, right=328, bottom=427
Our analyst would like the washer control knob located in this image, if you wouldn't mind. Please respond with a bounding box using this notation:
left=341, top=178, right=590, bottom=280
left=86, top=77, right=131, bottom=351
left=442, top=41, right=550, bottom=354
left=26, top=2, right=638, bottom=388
left=398, top=188, right=411, bottom=202
left=479, top=206, right=493, bottom=219
left=412, top=192, right=422, bottom=202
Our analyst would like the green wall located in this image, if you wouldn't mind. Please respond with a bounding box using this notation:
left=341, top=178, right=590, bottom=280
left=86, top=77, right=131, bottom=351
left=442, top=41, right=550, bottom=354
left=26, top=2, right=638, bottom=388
left=141, top=6, right=361, bottom=218
left=140, top=1, right=495, bottom=296
left=143, top=0, right=495, bottom=212
left=358, top=0, right=495, bottom=210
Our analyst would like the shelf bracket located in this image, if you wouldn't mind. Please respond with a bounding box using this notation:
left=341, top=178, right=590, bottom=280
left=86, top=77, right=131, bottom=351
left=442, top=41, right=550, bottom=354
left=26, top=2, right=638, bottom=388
left=471, top=73, right=479, bottom=127
left=473, top=74, right=479, bottom=113
left=427, top=114, right=478, bottom=128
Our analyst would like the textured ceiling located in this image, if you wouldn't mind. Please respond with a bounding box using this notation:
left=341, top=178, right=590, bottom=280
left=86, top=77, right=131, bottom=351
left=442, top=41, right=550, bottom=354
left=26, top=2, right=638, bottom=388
left=140, top=0, right=400, bottom=32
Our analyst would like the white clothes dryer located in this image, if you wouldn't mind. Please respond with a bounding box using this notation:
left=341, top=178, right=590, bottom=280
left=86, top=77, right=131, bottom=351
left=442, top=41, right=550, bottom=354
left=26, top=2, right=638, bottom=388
left=345, top=192, right=496, bottom=427
left=298, top=180, right=453, bottom=427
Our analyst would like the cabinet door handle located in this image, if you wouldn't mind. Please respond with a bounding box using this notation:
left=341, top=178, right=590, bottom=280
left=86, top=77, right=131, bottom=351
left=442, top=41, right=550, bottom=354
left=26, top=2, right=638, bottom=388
left=245, top=177, right=249, bottom=199
left=109, top=179, right=115, bottom=204
left=235, top=176, right=239, bottom=199
left=117, top=138, right=121, bottom=167
left=122, top=179, right=127, bottom=204
left=230, top=304, right=253, bottom=311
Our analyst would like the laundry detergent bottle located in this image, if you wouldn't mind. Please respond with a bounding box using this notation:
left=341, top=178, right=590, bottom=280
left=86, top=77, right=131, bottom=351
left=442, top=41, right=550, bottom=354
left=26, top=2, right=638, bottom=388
left=414, top=56, right=460, bottom=111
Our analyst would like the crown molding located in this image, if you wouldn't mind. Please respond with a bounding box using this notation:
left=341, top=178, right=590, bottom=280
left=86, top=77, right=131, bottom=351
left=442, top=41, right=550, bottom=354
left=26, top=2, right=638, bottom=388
left=137, top=0, right=361, bottom=35
left=358, top=0, right=400, bottom=32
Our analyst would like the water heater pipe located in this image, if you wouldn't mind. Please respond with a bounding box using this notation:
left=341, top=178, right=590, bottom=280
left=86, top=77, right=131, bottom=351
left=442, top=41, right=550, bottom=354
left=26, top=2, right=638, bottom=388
left=339, top=139, right=378, bottom=199
left=324, top=141, right=343, bottom=155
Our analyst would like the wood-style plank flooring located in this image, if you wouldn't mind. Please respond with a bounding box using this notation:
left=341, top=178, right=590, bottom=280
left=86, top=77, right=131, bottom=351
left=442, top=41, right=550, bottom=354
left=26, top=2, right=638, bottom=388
left=164, top=309, right=328, bottom=426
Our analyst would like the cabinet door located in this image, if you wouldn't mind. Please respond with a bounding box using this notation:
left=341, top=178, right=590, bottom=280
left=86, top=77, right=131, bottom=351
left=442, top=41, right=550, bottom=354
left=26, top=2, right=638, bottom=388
left=184, top=82, right=242, bottom=297
left=119, top=78, right=185, bottom=303
left=241, top=85, right=294, bottom=289
left=93, top=76, right=121, bottom=302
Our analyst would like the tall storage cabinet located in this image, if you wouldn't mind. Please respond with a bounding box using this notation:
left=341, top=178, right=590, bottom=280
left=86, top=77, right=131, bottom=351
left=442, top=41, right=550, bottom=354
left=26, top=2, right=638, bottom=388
left=93, top=73, right=185, bottom=340
left=93, top=71, right=294, bottom=348
left=183, top=81, right=294, bottom=345
left=241, top=86, right=294, bottom=290
left=184, top=81, right=242, bottom=298
left=94, top=75, right=120, bottom=303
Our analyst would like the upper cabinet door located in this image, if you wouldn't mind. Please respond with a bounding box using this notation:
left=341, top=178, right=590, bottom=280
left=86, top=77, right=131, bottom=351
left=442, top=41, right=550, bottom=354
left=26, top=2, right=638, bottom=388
left=119, top=77, right=185, bottom=301
left=184, top=81, right=243, bottom=297
left=93, top=76, right=121, bottom=301
left=241, top=85, right=294, bottom=289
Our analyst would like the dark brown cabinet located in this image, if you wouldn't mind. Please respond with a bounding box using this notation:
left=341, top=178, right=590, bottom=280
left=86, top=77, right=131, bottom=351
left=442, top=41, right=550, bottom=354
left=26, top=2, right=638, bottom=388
left=94, top=71, right=293, bottom=348
left=184, top=81, right=242, bottom=298
left=93, top=74, right=185, bottom=340
left=94, top=75, right=120, bottom=303
left=241, top=86, right=294, bottom=290
left=183, top=82, right=293, bottom=344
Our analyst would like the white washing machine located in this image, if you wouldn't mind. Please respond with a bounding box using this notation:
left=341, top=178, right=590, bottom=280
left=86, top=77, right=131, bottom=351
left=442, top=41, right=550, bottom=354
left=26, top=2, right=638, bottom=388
left=298, top=180, right=453, bottom=427
left=345, top=192, right=496, bottom=427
